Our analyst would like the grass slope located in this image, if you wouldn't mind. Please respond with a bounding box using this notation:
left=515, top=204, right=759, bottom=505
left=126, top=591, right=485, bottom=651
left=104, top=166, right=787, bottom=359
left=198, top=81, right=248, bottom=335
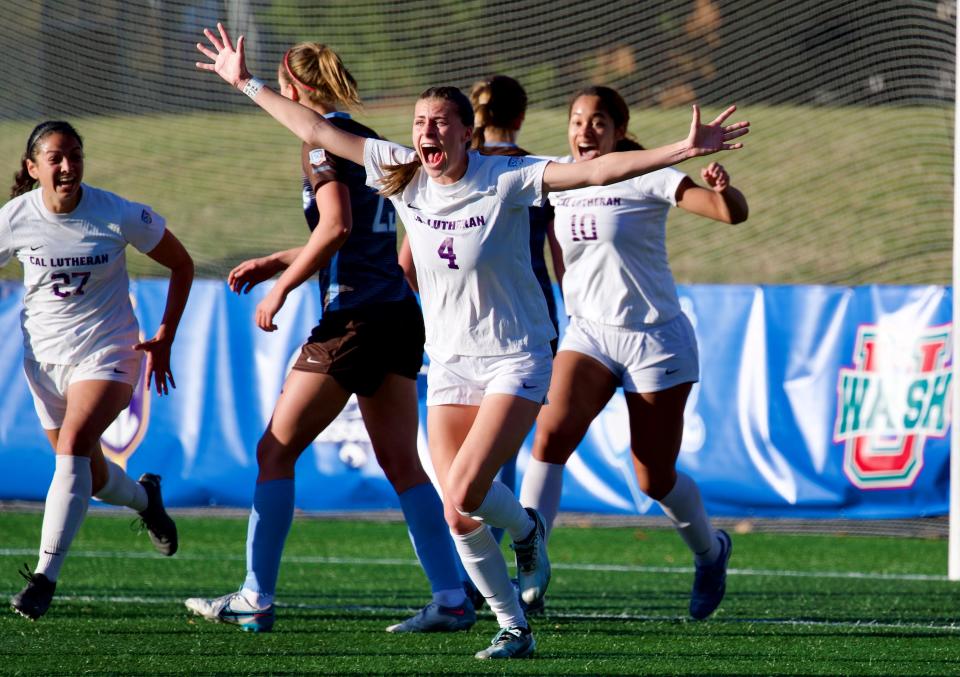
left=0, top=103, right=950, bottom=285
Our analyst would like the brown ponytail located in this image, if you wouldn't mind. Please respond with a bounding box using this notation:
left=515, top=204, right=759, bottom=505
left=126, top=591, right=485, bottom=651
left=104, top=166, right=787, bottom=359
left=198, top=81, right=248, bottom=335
left=378, top=157, right=422, bottom=198
left=10, top=160, right=35, bottom=198
left=378, top=86, right=474, bottom=198
left=469, top=75, right=527, bottom=150
left=9, top=120, right=83, bottom=198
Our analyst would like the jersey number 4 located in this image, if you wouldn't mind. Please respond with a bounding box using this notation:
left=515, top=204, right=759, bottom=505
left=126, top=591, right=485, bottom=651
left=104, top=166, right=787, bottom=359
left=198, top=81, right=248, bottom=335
left=437, top=237, right=459, bottom=269
left=51, top=271, right=91, bottom=298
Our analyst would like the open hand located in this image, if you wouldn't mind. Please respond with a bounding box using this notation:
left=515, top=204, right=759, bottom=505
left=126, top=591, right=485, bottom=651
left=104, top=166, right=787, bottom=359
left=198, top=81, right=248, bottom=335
left=134, top=334, right=176, bottom=396
left=228, top=256, right=283, bottom=295
left=195, top=22, right=250, bottom=88
left=686, top=105, right=749, bottom=158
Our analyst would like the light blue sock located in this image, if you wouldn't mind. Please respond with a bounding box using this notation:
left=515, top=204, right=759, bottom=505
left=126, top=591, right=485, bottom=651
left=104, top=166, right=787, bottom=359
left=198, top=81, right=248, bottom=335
left=490, top=456, right=518, bottom=544
left=242, top=479, right=295, bottom=599
left=398, top=482, right=463, bottom=594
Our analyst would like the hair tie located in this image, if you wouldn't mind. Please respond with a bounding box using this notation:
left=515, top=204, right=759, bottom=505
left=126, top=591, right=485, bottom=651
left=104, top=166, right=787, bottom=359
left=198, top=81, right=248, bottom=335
left=283, top=50, right=318, bottom=93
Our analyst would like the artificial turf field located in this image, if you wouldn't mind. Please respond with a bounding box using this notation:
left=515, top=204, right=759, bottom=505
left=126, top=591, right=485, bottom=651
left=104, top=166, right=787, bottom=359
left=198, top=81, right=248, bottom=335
left=2, top=510, right=959, bottom=676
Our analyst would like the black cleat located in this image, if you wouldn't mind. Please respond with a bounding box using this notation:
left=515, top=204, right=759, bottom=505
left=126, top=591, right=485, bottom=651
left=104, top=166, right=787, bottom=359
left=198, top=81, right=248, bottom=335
left=463, top=578, right=486, bottom=611
left=136, top=473, right=178, bottom=556
left=11, top=566, right=56, bottom=620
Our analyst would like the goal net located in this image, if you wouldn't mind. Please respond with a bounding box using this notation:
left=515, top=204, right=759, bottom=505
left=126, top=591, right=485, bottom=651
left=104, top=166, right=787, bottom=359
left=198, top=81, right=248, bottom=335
left=0, top=0, right=951, bottom=285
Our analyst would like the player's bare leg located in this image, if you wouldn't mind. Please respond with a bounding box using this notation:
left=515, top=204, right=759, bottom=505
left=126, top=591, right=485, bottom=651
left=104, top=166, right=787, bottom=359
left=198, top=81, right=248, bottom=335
left=628, top=383, right=731, bottom=619
left=522, top=350, right=617, bottom=539
left=359, top=374, right=475, bottom=632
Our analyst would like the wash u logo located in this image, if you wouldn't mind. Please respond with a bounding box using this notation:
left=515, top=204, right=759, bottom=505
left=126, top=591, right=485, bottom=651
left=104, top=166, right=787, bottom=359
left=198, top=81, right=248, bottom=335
left=833, top=324, right=952, bottom=489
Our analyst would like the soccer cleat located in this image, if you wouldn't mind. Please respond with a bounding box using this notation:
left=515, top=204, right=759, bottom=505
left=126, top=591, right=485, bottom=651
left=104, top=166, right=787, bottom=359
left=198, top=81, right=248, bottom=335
left=11, top=566, right=56, bottom=621
left=385, top=597, right=476, bottom=633
left=511, top=578, right=545, bottom=616
left=474, top=625, right=535, bottom=660
left=184, top=591, right=275, bottom=633
left=136, top=473, right=178, bottom=556
left=512, top=508, right=550, bottom=606
left=690, top=529, right=733, bottom=620
left=463, top=578, right=485, bottom=611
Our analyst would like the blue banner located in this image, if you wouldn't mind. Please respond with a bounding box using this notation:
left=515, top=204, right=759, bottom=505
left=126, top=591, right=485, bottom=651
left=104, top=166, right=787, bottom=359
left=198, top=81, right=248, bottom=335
left=0, top=280, right=951, bottom=519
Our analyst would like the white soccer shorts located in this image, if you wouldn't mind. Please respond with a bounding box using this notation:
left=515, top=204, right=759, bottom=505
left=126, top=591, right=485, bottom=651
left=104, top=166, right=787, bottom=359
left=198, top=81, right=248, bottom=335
left=425, top=343, right=553, bottom=406
left=23, top=347, right=142, bottom=429
left=559, top=313, right=699, bottom=393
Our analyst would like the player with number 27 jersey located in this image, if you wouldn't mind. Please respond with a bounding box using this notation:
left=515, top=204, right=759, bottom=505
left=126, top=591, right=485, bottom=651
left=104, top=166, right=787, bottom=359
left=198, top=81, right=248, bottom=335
left=0, top=185, right=165, bottom=364
left=364, top=139, right=556, bottom=357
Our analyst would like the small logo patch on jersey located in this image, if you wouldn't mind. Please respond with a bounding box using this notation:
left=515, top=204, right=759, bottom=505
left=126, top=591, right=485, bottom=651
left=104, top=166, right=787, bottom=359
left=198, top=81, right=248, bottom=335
left=141, top=209, right=152, bottom=224
left=507, top=157, right=525, bottom=167
left=309, top=148, right=327, bottom=166
left=29, top=245, right=42, bottom=251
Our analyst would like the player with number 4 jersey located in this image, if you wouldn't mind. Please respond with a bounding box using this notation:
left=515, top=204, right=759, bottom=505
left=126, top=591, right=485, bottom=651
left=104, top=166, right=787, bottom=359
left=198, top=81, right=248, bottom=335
left=196, top=22, right=748, bottom=657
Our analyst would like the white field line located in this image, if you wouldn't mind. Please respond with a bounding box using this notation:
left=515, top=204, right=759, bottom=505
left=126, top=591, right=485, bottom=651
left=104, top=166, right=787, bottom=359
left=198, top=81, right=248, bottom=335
left=18, top=593, right=960, bottom=634
left=0, top=548, right=951, bottom=582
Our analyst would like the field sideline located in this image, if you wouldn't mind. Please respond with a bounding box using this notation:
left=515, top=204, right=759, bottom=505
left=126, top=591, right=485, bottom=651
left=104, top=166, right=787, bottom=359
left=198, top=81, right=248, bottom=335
left=2, top=510, right=959, bottom=675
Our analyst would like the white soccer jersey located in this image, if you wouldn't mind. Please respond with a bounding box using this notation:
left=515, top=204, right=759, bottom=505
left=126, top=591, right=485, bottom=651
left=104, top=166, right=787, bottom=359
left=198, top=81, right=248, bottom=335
left=364, top=139, right=555, bottom=356
left=0, top=185, right=166, bottom=363
left=549, top=159, right=687, bottom=327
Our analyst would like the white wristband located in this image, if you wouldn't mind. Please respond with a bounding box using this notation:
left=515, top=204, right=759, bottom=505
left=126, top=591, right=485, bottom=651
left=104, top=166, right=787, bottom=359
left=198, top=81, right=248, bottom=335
left=241, top=77, right=264, bottom=100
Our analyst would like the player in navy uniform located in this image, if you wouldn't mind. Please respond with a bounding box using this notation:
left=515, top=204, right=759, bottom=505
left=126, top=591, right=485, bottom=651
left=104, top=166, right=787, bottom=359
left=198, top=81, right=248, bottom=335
left=4, top=121, right=193, bottom=620
left=185, top=42, right=474, bottom=634
left=196, top=23, right=747, bottom=658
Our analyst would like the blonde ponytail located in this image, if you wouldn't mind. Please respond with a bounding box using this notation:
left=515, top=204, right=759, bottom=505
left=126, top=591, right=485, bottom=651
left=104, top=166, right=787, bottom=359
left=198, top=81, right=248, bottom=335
left=282, top=42, right=361, bottom=110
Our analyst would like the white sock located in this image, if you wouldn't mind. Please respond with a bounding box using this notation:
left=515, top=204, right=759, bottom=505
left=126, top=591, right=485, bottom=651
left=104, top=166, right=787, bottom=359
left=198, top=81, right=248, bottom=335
left=93, top=460, right=148, bottom=511
left=36, top=456, right=92, bottom=582
left=519, top=458, right=565, bottom=541
left=657, top=472, right=719, bottom=565
left=457, top=481, right=534, bottom=542
left=451, top=525, right=525, bottom=629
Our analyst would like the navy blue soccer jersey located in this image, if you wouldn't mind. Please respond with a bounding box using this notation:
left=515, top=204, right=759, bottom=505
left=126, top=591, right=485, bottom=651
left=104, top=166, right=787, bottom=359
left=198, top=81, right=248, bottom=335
left=300, top=113, right=412, bottom=312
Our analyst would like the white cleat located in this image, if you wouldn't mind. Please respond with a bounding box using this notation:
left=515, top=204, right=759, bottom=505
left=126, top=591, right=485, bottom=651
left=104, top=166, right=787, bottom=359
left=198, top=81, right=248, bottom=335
left=512, top=508, right=551, bottom=605
left=474, top=625, right=535, bottom=660
left=184, top=591, right=275, bottom=633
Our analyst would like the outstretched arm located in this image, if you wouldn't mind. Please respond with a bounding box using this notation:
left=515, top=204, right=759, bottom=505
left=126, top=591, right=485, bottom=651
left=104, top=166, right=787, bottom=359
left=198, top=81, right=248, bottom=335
left=542, top=105, right=749, bottom=193
left=195, top=23, right=365, bottom=165
left=227, top=247, right=302, bottom=295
